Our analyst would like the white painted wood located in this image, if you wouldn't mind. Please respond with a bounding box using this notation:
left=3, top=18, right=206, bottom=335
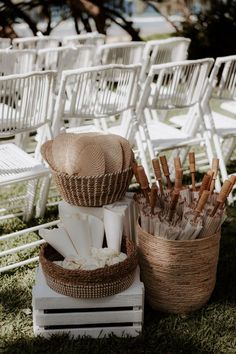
left=35, top=309, right=142, bottom=326
left=32, top=267, right=144, bottom=338
left=33, top=266, right=144, bottom=310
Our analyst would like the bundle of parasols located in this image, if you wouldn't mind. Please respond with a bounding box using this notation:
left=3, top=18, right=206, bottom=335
left=133, top=153, right=236, bottom=240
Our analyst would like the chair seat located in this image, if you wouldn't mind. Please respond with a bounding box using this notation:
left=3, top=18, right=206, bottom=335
left=0, top=143, right=48, bottom=185
left=141, top=121, right=199, bottom=150
left=220, top=101, right=236, bottom=114
left=170, top=112, right=236, bottom=137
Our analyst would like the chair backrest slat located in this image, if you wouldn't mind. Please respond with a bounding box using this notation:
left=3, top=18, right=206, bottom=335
left=53, top=64, right=141, bottom=134
left=96, top=42, right=145, bottom=66
left=0, top=71, right=56, bottom=137
left=139, top=59, right=213, bottom=111
left=140, top=37, right=191, bottom=83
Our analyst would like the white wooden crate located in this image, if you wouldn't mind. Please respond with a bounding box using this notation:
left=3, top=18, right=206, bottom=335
left=32, top=266, right=144, bottom=338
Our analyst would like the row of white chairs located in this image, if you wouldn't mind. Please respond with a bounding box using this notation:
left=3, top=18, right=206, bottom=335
left=0, top=56, right=236, bottom=272
left=0, top=37, right=191, bottom=86
left=0, top=32, right=105, bottom=50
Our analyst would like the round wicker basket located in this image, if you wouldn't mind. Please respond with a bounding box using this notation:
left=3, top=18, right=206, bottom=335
left=137, top=223, right=221, bottom=314
left=41, top=140, right=133, bottom=207
left=39, top=236, right=138, bottom=298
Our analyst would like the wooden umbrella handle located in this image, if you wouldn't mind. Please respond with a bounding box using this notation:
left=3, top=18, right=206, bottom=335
left=160, top=155, right=172, bottom=189
left=174, top=168, right=183, bottom=191
left=168, top=190, right=179, bottom=221
left=199, top=174, right=211, bottom=196
left=174, top=156, right=182, bottom=171
left=188, top=152, right=196, bottom=191
left=152, top=158, right=164, bottom=194
left=211, top=180, right=232, bottom=216
left=132, top=161, right=140, bottom=184
left=150, top=184, right=158, bottom=214
left=209, top=158, right=219, bottom=193
left=137, top=166, right=150, bottom=203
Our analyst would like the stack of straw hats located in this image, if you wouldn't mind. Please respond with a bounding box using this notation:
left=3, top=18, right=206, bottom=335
left=41, top=132, right=134, bottom=206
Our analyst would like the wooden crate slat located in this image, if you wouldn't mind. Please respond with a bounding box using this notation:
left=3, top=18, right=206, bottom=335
left=35, top=308, right=143, bottom=326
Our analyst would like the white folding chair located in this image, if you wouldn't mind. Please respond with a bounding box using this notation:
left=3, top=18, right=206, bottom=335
left=52, top=64, right=149, bottom=176
left=36, top=45, right=95, bottom=91
left=0, top=49, right=36, bottom=76
left=96, top=42, right=145, bottom=66
left=61, top=32, right=105, bottom=47
left=200, top=55, right=236, bottom=200
left=140, top=37, right=191, bottom=83
left=12, top=36, right=60, bottom=50
left=136, top=58, right=216, bottom=181
left=0, top=71, right=56, bottom=222
left=0, top=38, right=11, bottom=49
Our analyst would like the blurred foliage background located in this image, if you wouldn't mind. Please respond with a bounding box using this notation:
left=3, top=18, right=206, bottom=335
left=0, top=1, right=236, bottom=57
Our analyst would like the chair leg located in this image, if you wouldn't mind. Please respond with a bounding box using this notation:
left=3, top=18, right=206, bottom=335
left=222, top=137, right=236, bottom=164
left=23, top=179, right=38, bottom=222
left=35, top=176, right=51, bottom=218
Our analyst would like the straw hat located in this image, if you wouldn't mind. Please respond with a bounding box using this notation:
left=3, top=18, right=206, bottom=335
left=51, top=133, right=106, bottom=176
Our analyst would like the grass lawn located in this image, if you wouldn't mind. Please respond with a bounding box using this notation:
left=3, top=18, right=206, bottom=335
left=0, top=196, right=236, bottom=354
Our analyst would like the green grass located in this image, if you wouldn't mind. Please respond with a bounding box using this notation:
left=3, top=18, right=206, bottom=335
left=0, top=201, right=236, bottom=354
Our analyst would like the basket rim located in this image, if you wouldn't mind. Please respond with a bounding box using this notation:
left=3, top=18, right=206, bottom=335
left=39, top=235, right=138, bottom=281
left=137, top=222, right=220, bottom=244
left=51, top=165, right=133, bottom=179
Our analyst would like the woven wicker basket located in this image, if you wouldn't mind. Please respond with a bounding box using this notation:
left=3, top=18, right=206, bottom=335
left=137, top=223, right=221, bottom=314
left=41, top=140, right=133, bottom=207
left=39, top=236, right=138, bottom=298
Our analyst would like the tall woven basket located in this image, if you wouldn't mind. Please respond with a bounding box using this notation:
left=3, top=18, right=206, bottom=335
left=137, top=223, right=221, bottom=314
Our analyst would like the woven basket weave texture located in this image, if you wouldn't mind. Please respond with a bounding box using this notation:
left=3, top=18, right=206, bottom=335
left=137, top=223, right=221, bottom=314
left=41, top=140, right=133, bottom=206
left=39, top=236, right=138, bottom=298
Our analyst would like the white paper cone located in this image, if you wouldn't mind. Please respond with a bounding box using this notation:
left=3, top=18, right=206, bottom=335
left=59, top=201, right=104, bottom=222
left=88, top=214, right=104, bottom=248
left=62, top=214, right=91, bottom=257
left=39, top=227, right=78, bottom=258
left=103, top=207, right=123, bottom=252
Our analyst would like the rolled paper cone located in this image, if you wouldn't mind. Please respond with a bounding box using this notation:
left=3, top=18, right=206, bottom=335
left=103, top=207, right=123, bottom=252
left=174, top=156, right=182, bottom=171
left=59, top=201, right=103, bottom=223
left=88, top=214, right=104, bottom=249
left=199, top=174, right=211, bottom=196
left=39, top=227, right=78, bottom=258
left=108, top=198, right=134, bottom=240
left=62, top=215, right=92, bottom=257
left=152, top=158, right=164, bottom=194
left=160, top=155, right=172, bottom=189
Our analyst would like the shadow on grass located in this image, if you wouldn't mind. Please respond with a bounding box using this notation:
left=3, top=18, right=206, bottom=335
left=2, top=325, right=211, bottom=354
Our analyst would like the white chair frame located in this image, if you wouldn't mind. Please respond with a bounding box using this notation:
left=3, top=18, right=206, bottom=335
left=52, top=64, right=150, bottom=176
left=140, top=37, right=191, bottom=83
left=136, top=58, right=216, bottom=181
